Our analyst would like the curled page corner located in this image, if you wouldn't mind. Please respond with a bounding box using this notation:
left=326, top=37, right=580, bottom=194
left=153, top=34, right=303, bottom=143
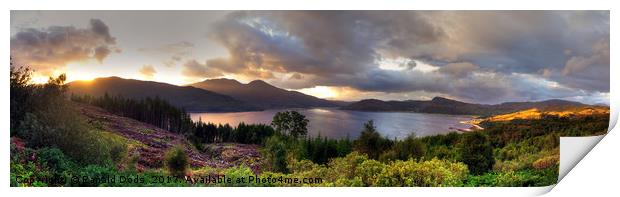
left=558, top=135, right=605, bottom=181
left=557, top=103, right=617, bottom=183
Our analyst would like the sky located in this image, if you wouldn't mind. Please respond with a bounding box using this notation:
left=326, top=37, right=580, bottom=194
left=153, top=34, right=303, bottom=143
left=10, top=11, right=609, bottom=104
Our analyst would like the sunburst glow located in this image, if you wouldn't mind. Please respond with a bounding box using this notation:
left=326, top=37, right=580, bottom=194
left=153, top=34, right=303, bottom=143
left=297, top=86, right=339, bottom=99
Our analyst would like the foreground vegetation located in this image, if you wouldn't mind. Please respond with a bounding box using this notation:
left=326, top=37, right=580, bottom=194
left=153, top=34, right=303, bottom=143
left=10, top=66, right=609, bottom=187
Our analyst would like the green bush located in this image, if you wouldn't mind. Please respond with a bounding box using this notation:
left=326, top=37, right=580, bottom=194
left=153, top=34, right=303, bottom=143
left=458, top=132, right=495, bottom=175
left=164, top=146, right=189, bottom=177
left=11, top=160, right=53, bottom=187
left=375, top=158, right=468, bottom=187
left=355, top=159, right=385, bottom=186
left=265, top=135, right=289, bottom=173
left=16, top=101, right=122, bottom=166
left=326, top=151, right=368, bottom=180
left=37, top=148, right=76, bottom=177
left=109, top=141, right=128, bottom=165
left=465, top=167, right=558, bottom=187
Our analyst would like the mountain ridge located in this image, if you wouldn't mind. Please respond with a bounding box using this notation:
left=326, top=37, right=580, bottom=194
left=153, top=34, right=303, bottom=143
left=68, top=77, right=262, bottom=112
left=341, top=96, right=599, bottom=116
left=189, top=78, right=343, bottom=109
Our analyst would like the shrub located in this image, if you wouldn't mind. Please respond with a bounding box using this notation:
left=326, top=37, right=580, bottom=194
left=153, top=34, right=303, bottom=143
left=375, top=158, right=468, bottom=187
left=465, top=167, right=558, bottom=187
left=326, top=151, right=368, bottom=180
left=265, top=135, right=289, bottom=173
left=288, top=159, right=321, bottom=173
left=17, top=108, right=118, bottom=166
left=109, top=141, right=128, bottom=165
left=355, top=159, right=385, bottom=186
left=458, top=132, right=494, bottom=175
left=532, top=155, right=559, bottom=170
left=164, top=146, right=189, bottom=177
left=37, top=148, right=76, bottom=175
left=11, top=159, right=54, bottom=187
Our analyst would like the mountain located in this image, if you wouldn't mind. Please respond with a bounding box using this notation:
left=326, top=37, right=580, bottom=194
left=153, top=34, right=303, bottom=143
left=188, top=78, right=343, bottom=109
left=341, top=96, right=597, bottom=116
left=68, top=77, right=261, bottom=112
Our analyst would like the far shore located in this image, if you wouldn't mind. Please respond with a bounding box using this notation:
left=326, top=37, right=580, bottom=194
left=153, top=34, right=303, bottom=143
left=458, top=119, right=485, bottom=132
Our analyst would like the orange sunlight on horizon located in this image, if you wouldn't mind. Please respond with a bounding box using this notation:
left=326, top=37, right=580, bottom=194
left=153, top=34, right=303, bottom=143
left=30, top=70, right=98, bottom=85
left=297, top=86, right=339, bottom=100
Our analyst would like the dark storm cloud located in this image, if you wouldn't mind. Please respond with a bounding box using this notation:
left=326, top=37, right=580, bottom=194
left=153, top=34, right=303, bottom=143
left=186, top=11, right=608, bottom=103
left=10, top=19, right=117, bottom=74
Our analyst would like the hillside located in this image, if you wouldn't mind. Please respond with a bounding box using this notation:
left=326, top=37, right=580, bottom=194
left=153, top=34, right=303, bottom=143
left=68, top=77, right=261, bottom=112
left=341, top=96, right=595, bottom=116
left=189, top=78, right=343, bottom=109
left=483, top=106, right=610, bottom=122
left=73, top=102, right=264, bottom=172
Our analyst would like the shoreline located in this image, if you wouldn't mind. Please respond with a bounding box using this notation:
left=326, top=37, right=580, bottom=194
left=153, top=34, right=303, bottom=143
left=458, top=118, right=485, bottom=132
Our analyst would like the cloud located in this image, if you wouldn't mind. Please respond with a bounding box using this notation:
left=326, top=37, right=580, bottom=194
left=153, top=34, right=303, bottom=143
left=10, top=19, right=117, bottom=75
left=181, top=59, right=223, bottom=79
left=139, top=65, right=156, bottom=78
left=290, top=73, right=303, bottom=80
left=438, top=62, right=479, bottom=77
left=94, top=46, right=111, bottom=62
left=138, top=41, right=194, bottom=67
left=169, top=11, right=608, bottom=104
left=560, top=38, right=609, bottom=91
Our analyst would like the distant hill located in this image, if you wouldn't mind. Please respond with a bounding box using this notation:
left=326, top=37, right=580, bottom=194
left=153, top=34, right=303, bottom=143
left=341, top=96, right=597, bottom=116
left=483, top=106, right=610, bottom=122
left=68, top=77, right=261, bottom=112
left=189, top=78, right=343, bottom=109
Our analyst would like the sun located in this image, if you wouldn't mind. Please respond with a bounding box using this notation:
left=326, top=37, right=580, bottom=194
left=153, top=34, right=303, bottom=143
left=297, top=86, right=339, bottom=99
left=31, top=74, right=50, bottom=84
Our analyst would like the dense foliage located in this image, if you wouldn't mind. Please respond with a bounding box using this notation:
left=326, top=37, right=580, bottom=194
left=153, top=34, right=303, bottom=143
left=353, top=121, right=393, bottom=160
left=294, top=135, right=353, bottom=165
left=271, top=111, right=309, bottom=138
left=457, top=132, right=495, bottom=175
left=11, top=66, right=126, bottom=166
left=191, top=122, right=276, bottom=145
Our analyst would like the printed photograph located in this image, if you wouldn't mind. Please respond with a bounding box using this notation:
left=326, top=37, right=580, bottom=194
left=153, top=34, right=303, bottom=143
left=10, top=10, right=610, bottom=187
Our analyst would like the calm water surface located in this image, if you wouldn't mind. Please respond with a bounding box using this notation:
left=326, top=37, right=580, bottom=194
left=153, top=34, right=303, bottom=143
left=190, top=108, right=474, bottom=139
